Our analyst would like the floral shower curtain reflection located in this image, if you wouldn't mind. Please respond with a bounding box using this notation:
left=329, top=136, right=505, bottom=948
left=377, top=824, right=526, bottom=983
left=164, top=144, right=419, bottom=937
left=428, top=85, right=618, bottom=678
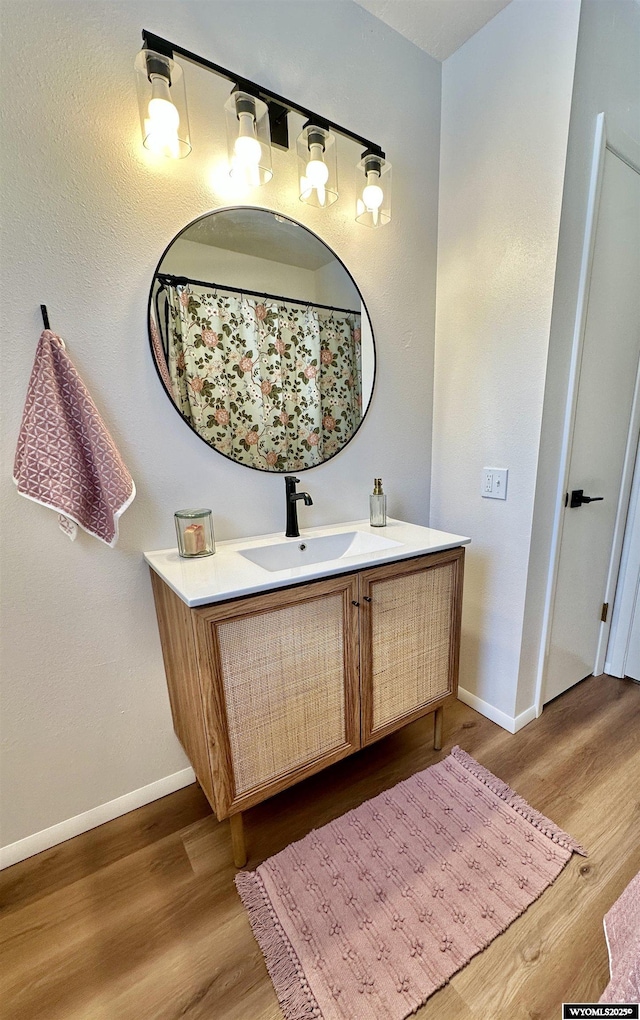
left=157, top=282, right=362, bottom=471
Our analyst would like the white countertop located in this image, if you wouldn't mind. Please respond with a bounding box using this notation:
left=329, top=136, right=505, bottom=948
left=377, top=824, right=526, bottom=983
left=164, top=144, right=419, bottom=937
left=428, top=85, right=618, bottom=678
left=144, top=518, right=471, bottom=607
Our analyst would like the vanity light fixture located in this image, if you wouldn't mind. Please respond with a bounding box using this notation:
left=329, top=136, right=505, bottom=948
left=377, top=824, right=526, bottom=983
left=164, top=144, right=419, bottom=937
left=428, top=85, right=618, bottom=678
left=356, top=152, right=392, bottom=228
left=134, top=31, right=390, bottom=223
left=297, top=124, right=338, bottom=208
left=134, top=48, right=191, bottom=158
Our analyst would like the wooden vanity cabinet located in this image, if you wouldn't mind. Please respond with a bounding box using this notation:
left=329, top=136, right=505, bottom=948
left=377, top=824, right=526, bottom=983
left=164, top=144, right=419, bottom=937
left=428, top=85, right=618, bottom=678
left=150, top=545, right=464, bottom=866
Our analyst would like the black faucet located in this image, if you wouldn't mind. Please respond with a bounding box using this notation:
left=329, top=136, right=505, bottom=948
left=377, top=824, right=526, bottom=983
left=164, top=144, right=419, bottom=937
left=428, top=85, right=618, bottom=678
left=285, top=475, right=313, bottom=538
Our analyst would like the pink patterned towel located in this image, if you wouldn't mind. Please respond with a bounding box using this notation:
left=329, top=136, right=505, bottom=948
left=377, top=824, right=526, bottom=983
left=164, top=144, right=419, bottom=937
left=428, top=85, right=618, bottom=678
left=600, top=871, right=640, bottom=1004
left=13, top=330, right=135, bottom=546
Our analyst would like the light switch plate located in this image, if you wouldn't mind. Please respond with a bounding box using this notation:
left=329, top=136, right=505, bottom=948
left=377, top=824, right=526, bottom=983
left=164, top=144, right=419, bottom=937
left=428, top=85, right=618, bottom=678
left=482, top=467, right=508, bottom=500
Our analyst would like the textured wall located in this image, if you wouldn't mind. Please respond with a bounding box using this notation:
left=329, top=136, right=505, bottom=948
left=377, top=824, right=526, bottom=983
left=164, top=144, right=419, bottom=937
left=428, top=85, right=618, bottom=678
left=431, top=0, right=580, bottom=720
left=0, top=1, right=440, bottom=847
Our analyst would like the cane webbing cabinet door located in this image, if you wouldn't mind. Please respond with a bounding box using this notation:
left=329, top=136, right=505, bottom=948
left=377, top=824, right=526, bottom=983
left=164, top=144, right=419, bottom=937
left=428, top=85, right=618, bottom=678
left=194, top=574, right=361, bottom=817
left=359, top=547, right=464, bottom=746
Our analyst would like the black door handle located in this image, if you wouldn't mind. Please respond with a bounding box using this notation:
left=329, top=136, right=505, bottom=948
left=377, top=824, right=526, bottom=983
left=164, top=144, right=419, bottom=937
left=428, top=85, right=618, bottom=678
left=569, top=489, right=604, bottom=508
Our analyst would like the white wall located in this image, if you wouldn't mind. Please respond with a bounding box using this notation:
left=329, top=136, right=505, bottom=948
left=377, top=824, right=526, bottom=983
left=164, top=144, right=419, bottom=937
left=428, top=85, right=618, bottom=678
left=521, top=0, right=640, bottom=715
left=0, top=1, right=440, bottom=854
left=160, top=237, right=337, bottom=304
left=431, top=0, right=581, bottom=725
left=314, top=258, right=360, bottom=310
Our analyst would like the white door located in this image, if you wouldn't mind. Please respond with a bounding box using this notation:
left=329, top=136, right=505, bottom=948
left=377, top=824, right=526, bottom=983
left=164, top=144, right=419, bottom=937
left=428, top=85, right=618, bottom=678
left=624, top=599, right=640, bottom=682
left=604, top=437, right=640, bottom=680
left=544, top=148, right=640, bottom=704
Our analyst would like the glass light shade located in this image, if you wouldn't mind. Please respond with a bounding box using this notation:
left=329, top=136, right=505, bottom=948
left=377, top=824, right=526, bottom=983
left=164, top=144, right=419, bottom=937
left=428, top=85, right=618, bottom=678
left=355, top=153, right=392, bottom=227
left=296, top=125, right=338, bottom=208
left=134, top=49, right=191, bottom=158
left=224, top=90, right=273, bottom=187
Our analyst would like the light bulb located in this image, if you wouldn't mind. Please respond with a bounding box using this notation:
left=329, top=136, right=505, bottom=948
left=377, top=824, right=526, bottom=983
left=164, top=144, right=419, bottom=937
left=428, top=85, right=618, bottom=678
left=234, top=134, right=262, bottom=165
left=145, top=75, right=180, bottom=158
left=301, top=141, right=328, bottom=206
left=234, top=111, right=261, bottom=167
left=305, top=143, right=329, bottom=187
left=147, top=98, right=179, bottom=130
left=225, top=92, right=272, bottom=187
left=362, top=170, right=384, bottom=211
left=356, top=154, right=390, bottom=226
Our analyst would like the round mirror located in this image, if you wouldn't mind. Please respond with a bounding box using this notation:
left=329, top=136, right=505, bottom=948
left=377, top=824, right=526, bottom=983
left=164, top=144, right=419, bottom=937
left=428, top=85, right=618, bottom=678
left=149, top=207, right=375, bottom=472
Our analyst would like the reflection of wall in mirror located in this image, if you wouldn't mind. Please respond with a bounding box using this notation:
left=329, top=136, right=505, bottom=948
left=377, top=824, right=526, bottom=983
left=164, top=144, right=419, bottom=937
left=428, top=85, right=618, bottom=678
left=160, top=238, right=327, bottom=303
left=313, top=258, right=360, bottom=310
left=154, top=234, right=373, bottom=408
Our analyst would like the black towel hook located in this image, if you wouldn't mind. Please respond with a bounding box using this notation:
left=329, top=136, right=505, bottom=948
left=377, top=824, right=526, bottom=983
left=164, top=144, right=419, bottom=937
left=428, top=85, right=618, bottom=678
left=40, top=304, right=50, bottom=330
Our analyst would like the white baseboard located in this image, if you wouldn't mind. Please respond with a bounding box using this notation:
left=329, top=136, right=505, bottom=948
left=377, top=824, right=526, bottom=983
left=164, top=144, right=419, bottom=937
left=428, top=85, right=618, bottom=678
left=0, top=766, right=196, bottom=871
left=458, top=687, right=537, bottom=735
left=513, top=703, right=537, bottom=732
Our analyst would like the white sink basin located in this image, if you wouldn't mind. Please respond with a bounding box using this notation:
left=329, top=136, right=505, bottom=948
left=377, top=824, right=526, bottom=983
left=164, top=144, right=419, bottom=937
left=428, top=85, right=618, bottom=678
left=240, top=529, right=402, bottom=572
left=144, top=519, right=471, bottom=606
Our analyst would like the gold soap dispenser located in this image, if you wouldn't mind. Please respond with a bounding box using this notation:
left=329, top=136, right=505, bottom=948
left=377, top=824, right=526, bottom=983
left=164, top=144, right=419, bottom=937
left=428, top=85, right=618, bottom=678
left=370, top=477, right=387, bottom=527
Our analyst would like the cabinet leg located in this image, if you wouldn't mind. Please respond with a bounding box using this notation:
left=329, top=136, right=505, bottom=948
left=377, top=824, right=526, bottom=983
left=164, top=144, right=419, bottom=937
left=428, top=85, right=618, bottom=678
left=434, top=706, right=443, bottom=751
left=230, top=812, right=247, bottom=868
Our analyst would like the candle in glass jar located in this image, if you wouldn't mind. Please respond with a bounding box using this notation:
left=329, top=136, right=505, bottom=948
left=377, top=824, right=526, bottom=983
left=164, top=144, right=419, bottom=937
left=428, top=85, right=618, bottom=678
left=175, top=509, right=215, bottom=557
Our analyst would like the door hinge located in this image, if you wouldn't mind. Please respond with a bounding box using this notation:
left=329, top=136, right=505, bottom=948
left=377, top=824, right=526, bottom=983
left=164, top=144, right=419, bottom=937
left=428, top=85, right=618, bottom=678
left=601, top=602, right=609, bottom=623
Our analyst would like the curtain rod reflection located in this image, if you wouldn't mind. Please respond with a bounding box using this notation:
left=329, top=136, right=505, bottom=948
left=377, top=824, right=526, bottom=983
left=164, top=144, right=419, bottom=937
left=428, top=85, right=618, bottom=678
left=156, top=273, right=361, bottom=318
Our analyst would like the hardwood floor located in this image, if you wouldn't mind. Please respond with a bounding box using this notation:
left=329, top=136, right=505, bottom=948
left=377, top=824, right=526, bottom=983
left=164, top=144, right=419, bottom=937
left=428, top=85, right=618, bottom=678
left=2, top=675, right=639, bottom=1020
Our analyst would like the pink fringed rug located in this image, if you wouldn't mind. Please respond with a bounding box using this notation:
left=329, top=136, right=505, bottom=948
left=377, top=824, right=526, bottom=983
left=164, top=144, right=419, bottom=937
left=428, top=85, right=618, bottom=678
left=600, top=871, right=640, bottom=1004
left=236, top=746, right=586, bottom=1020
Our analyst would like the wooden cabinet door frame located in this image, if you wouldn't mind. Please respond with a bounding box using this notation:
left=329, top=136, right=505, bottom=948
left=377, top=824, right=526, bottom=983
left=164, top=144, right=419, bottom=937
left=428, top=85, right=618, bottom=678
left=359, top=548, right=464, bottom=747
left=193, top=573, right=361, bottom=817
